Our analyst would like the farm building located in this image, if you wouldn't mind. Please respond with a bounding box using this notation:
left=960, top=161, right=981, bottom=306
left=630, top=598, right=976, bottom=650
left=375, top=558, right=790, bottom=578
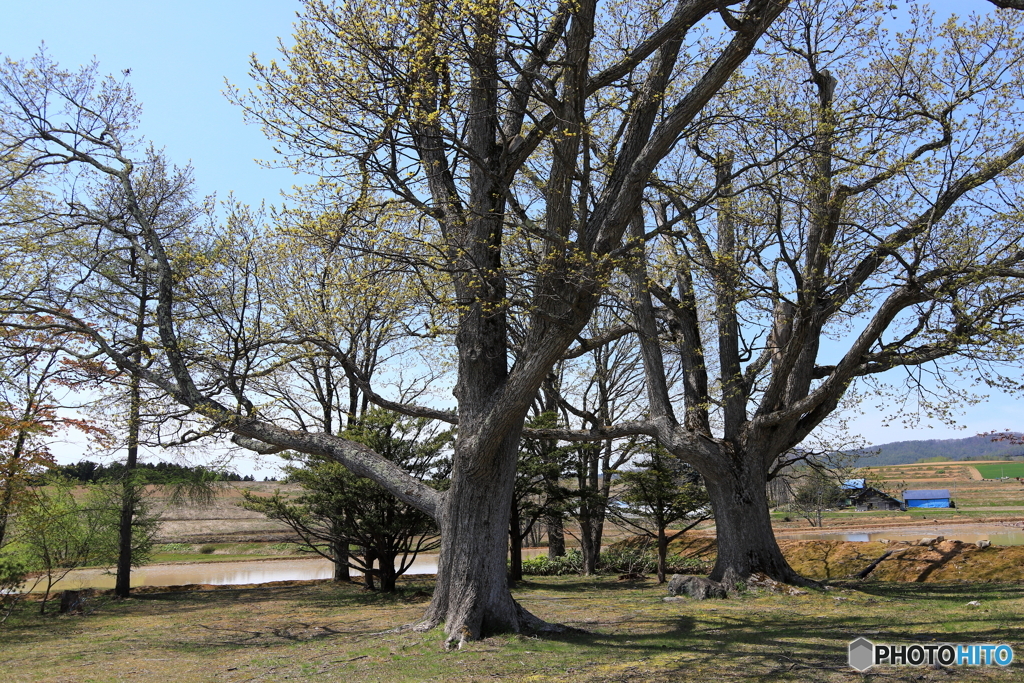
left=903, top=489, right=951, bottom=508
left=848, top=487, right=904, bottom=511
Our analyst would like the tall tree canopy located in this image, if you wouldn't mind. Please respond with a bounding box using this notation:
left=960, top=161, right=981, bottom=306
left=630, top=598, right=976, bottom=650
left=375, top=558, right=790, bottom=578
left=620, top=0, right=1024, bottom=585
left=1, top=0, right=787, bottom=644
left=5, top=0, right=1024, bottom=645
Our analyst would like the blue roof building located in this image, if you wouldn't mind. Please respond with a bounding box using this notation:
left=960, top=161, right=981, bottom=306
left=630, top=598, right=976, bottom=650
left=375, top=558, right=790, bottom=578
left=842, top=478, right=866, bottom=490
left=903, top=489, right=951, bottom=508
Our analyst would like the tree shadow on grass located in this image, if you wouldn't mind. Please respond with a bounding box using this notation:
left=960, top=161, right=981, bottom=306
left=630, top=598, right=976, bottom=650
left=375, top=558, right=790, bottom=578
left=131, top=580, right=433, bottom=613
left=834, top=581, right=1024, bottom=602
left=531, top=605, right=1004, bottom=681
left=6, top=580, right=1022, bottom=681
left=531, top=610, right=854, bottom=681
left=524, top=583, right=1024, bottom=681
left=514, top=577, right=667, bottom=593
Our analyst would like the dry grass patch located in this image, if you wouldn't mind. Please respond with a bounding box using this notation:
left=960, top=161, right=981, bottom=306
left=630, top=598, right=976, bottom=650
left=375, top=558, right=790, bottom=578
left=2, top=576, right=1023, bottom=682
left=659, top=538, right=1024, bottom=583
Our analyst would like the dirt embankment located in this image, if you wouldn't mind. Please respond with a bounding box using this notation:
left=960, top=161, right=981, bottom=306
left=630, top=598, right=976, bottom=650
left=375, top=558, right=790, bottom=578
left=780, top=539, right=1024, bottom=582
left=667, top=536, right=1024, bottom=583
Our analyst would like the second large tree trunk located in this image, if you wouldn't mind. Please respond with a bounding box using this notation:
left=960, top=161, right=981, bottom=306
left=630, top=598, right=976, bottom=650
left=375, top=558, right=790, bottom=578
left=331, top=539, right=351, bottom=583
left=508, top=504, right=523, bottom=583
left=656, top=527, right=669, bottom=584
left=546, top=515, right=565, bottom=559
left=578, top=507, right=604, bottom=575
left=703, top=455, right=813, bottom=588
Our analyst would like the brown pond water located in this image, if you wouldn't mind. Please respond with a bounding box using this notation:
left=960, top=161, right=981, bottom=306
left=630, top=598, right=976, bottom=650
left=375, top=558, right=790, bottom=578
left=26, top=548, right=550, bottom=593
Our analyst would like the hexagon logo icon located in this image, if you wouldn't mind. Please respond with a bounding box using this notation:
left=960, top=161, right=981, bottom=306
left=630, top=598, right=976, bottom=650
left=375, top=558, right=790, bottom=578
left=848, top=637, right=875, bottom=672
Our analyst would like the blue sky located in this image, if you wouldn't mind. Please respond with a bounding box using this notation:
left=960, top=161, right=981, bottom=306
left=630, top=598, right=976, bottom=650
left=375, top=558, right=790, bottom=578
left=3, top=1, right=1022, bottom=473
left=1, top=1, right=306, bottom=210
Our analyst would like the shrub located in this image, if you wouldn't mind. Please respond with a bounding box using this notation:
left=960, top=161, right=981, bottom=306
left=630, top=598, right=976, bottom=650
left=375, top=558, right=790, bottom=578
left=599, top=547, right=657, bottom=575
left=157, top=543, right=191, bottom=553
left=198, top=544, right=217, bottom=554
left=518, top=549, right=713, bottom=577
left=520, top=549, right=585, bottom=576
left=0, top=553, right=30, bottom=625
left=666, top=555, right=714, bottom=575
left=270, top=542, right=298, bottom=553
left=0, top=554, right=28, bottom=594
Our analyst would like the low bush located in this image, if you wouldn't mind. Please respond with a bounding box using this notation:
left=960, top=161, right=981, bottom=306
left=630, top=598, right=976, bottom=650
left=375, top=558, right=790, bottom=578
left=198, top=544, right=217, bottom=555
left=0, top=555, right=28, bottom=594
left=519, top=549, right=712, bottom=577
left=0, top=554, right=30, bottom=624
left=269, top=542, right=299, bottom=553
left=157, top=543, right=191, bottom=553
left=520, top=549, right=585, bottom=576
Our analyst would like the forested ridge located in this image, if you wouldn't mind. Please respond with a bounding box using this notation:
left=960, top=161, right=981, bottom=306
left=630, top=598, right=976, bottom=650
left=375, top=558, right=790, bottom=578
left=854, top=435, right=1024, bottom=466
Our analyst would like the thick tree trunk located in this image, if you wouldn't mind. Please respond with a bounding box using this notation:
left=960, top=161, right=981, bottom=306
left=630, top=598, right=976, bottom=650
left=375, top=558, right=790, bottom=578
left=114, top=375, right=141, bottom=599
left=703, top=457, right=813, bottom=588
left=656, top=528, right=668, bottom=584
left=419, top=432, right=545, bottom=647
left=546, top=515, right=565, bottom=559
left=0, top=461, right=16, bottom=549
left=116, top=260, right=146, bottom=600
left=585, top=516, right=598, bottom=573
left=578, top=502, right=605, bottom=575
left=114, top=480, right=137, bottom=598
left=332, top=541, right=351, bottom=582
left=379, top=551, right=398, bottom=592
left=363, top=548, right=376, bottom=590
left=0, top=435, right=28, bottom=549
left=508, top=504, right=523, bottom=583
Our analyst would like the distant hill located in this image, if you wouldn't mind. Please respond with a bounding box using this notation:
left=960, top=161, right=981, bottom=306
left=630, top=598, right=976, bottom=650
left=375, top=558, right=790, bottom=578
left=852, top=434, right=1024, bottom=466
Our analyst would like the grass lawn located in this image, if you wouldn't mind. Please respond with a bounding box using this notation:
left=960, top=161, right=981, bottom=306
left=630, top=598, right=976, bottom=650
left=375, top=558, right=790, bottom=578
left=975, top=463, right=1024, bottom=480
left=1, top=576, right=1022, bottom=682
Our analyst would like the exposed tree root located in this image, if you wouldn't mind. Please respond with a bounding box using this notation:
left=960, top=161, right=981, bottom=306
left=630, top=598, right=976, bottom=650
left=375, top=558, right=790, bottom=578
left=717, top=565, right=822, bottom=593
left=856, top=549, right=894, bottom=580
left=394, top=599, right=583, bottom=650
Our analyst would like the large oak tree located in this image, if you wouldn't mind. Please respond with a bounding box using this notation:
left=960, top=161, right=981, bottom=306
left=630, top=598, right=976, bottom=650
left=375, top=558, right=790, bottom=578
left=1, top=0, right=788, bottom=644
left=620, top=0, right=1024, bottom=585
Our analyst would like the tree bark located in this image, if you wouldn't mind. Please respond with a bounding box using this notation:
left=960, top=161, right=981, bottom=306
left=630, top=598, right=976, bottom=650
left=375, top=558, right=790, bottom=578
left=703, top=454, right=813, bottom=587
left=363, top=548, right=376, bottom=590
left=508, top=504, right=523, bottom=583
left=332, top=540, right=351, bottom=582
left=115, top=250, right=147, bottom=600
left=546, top=515, right=565, bottom=559
left=114, top=409, right=140, bottom=598
left=114, top=371, right=141, bottom=599
left=579, top=508, right=603, bottom=575
left=656, top=527, right=668, bottom=584
left=379, top=550, right=398, bottom=592
left=0, top=438, right=25, bottom=549
left=418, top=431, right=542, bottom=647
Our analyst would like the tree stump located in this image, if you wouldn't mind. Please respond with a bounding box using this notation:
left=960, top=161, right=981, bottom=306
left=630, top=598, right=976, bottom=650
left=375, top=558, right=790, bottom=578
left=667, top=574, right=726, bottom=599
left=59, top=590, right=83, bottom=614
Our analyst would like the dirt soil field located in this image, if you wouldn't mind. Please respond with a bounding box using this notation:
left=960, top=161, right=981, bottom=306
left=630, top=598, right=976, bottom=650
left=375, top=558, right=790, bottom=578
left=152, top=471, right=1024, bottom=546
left=153, top=482, right=303, bottom=543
